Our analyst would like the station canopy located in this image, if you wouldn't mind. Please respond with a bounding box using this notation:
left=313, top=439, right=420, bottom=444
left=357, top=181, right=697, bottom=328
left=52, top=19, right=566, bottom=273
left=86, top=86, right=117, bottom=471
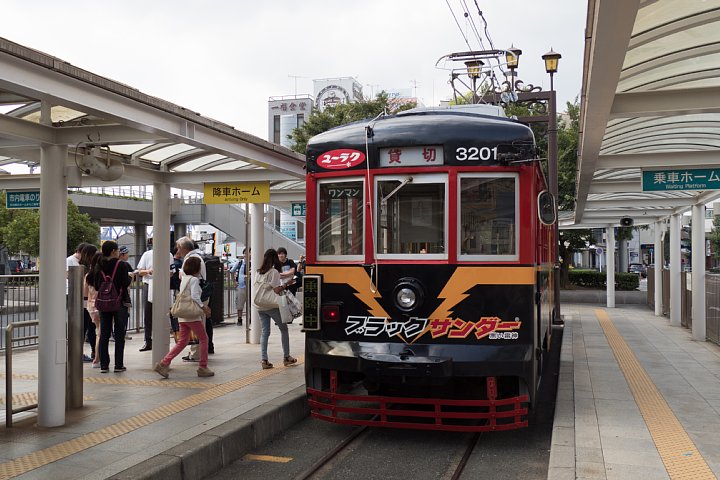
left=0, top=37, right=305, bottom=201
left=572, top=0, right=720, bottom=228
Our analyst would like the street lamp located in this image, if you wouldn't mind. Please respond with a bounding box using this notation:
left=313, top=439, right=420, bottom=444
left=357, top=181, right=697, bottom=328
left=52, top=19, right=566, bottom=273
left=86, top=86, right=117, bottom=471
left=505, top=45, right=522, bottom=91
left=542, top=48, right=562, bottom=90
left=465, top=59, right=484, bottom=103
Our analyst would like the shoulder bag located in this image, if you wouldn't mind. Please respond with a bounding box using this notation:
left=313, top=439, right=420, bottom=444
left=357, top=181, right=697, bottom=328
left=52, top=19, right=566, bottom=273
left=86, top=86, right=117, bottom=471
left=170, top=280, right=204, bottom=318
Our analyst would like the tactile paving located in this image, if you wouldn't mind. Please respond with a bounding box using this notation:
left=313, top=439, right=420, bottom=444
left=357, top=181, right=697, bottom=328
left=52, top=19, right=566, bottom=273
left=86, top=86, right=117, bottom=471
left=595, top=309, right=715, bottom=480
left=0, top=357, right=304, bottom=479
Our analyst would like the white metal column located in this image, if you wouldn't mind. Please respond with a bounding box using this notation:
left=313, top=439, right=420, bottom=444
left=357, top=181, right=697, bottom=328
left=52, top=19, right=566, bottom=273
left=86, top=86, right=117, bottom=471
left=654, top=221, right=663, bottom=316
left=692, top=204, right=706, bottom=341
left=151, top=183, right=171, bottom=365
left=250, top=203, right=264, bottom=344
left=670, top=214, right=681, bottom=327
left=38, top=144, right=68, bottom=427
left=606, top=225, right=616, bottom=308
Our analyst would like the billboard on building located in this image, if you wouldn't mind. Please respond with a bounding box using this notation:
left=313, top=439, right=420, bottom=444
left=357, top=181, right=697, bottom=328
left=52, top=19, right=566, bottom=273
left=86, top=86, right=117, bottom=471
left=313, top=77, right=363, bottom=112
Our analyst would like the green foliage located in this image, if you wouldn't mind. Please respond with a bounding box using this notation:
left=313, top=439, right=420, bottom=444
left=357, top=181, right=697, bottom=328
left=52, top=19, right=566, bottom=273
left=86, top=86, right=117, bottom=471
left=290, top=92, right=416, bottom=154
left=709, top=215, right=720, bottom=259
left=559, top=229, right=595, bottom=287
left=0, top=192, right=99, bottom=257
left=557, top=100, right=579, bottom=211
left=569, top=269, right=639, bottom=291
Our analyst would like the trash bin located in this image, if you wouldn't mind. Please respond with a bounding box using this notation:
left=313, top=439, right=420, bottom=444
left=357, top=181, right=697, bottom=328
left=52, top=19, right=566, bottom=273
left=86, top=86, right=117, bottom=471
left=202, top=255, right=224, bottom=325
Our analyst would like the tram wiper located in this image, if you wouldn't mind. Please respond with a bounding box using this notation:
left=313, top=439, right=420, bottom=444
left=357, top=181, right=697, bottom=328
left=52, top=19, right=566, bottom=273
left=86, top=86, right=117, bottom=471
left=380, top=177, right=413, bottom=204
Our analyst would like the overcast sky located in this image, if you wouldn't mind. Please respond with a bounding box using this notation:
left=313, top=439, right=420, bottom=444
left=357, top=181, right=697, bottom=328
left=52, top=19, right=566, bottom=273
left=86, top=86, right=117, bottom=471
left=3, top=0, right=587, bottom=140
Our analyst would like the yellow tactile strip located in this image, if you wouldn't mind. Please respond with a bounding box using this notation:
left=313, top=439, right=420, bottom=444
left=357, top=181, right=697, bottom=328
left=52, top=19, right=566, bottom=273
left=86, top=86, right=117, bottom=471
left=0, top=393, right=93, bottom=407
left=595, top=309, right=716, bottom=480
left=1, top=373, right=216, bottom=389
left=0, top=357, right=304, bottom=480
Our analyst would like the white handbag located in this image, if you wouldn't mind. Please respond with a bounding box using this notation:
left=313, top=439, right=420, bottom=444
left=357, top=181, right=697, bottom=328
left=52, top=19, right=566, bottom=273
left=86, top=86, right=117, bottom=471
left=252, top=271, right=279, bottom=309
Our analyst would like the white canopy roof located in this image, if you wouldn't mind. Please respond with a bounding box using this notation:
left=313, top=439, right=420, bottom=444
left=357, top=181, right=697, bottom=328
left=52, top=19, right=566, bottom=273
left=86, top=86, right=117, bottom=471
left=573, top=0, right=720, bottom=227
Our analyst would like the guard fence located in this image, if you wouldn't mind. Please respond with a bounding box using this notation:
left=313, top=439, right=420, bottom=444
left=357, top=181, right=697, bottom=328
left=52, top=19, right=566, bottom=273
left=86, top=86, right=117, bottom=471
left=0, top=271, right=241, bottom=352
left=647, top=267, right=720, bottom=345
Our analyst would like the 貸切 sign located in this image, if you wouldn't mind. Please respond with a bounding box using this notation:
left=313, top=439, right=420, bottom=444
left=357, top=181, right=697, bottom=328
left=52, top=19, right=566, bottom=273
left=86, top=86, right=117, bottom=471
left=642, top=168, right=720, bottom=191
left=5, top=190, right=40, bottom=209
left=203, top=182, right=270, bottom=204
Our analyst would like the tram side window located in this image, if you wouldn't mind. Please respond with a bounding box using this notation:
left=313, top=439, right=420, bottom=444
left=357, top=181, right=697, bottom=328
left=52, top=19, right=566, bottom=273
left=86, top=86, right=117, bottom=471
left=377, top=179, right=445, bottom=254
left=460, top=176, right=517, bottom=257
left=318, top=181, right=364, bottom=256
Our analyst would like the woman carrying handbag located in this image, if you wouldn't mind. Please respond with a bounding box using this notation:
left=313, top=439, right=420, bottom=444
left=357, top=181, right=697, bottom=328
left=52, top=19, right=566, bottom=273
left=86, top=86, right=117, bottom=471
left=253, top=249, right=297, bottom=370
left=153, top=256, right=214, bottom=378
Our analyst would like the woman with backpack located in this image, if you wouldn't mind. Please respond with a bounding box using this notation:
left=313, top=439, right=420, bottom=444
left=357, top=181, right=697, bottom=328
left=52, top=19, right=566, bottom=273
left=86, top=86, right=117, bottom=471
left=253, top=248, right=297, bottom=370
left=91, top=240, right=132, bottom=373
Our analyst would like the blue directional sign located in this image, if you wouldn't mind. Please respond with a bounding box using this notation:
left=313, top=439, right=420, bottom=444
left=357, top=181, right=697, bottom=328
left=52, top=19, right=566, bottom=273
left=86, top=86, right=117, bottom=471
left=642, top=168, right=720, bottom=191
left=291, top=202, right=306, bottom=216
left=5, top=190, right=40, bottom=209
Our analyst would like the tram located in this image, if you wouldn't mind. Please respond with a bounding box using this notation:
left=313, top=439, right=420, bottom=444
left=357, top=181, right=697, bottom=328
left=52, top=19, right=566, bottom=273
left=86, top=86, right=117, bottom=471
left=301, top=103, right=556, bottom=432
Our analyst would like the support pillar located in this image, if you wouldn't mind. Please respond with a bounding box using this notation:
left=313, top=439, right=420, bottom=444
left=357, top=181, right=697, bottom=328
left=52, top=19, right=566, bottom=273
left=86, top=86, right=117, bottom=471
left=250, top=203, right=264, bottom=344
left=134, top=224, right=147, bottom=266
left=692, top=204, right=706, bottom=341
left=151, top=183, right=171, bottom=365
left=174, top=223, right=187, bottom=242
left=38, top=144, right=68, bottom=427
left=670, top=214, right=681, bottom=326
left=606, top=225, right=616, bottom=308
left=654, top=221, right=663, bottom=316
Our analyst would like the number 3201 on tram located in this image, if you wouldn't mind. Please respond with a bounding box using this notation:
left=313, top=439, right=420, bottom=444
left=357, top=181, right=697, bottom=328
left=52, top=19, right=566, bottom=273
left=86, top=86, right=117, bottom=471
left=301, top=104, right=557, bottom=432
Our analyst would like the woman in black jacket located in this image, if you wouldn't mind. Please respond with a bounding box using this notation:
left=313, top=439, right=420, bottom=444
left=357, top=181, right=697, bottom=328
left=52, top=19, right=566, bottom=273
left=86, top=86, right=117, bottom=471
left=92, top=240, right=132, bottom=373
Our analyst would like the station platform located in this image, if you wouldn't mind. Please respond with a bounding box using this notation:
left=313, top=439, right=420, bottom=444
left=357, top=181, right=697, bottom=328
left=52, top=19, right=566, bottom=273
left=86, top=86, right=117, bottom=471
left=549, top=304, right=720, bottom=480
left=3, top=304, right=720, bottom=480
left=0, top=319, right=307, bottom=480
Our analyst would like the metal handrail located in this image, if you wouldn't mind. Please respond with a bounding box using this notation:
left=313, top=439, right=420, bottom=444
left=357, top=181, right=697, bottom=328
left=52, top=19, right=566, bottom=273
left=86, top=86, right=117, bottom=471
left=5, top=320, right=39, bottom=427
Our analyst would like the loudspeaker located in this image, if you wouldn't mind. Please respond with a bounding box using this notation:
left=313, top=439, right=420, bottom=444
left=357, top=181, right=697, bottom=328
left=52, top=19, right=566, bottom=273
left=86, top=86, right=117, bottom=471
left=620, top=217, right=634, bottom=227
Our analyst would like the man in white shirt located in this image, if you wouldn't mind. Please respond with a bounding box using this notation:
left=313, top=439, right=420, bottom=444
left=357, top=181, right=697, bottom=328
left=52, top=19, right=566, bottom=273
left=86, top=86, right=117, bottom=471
left=135, top=247, right=174, bottom=352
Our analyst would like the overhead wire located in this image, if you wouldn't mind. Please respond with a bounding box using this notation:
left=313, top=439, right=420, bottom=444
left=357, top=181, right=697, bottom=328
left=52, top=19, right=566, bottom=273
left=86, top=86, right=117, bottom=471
left=461, top=0, right=485, bottom=50
left=445, top=0, right=475, bottom=53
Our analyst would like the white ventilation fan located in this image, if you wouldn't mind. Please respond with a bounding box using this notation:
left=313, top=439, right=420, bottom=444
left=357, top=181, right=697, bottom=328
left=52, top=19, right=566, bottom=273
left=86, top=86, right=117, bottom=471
left=78, top=146, right=124, bottom=181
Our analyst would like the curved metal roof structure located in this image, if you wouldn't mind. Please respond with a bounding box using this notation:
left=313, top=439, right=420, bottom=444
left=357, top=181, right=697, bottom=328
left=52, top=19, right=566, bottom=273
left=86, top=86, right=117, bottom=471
left=0, top=37, right=305, bottom=201
left=573, top=0, right=720, bottom=227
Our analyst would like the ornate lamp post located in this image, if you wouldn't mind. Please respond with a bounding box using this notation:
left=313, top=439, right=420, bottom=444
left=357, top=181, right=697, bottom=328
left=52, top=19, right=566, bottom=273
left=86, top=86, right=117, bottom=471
left=464, top=59, right=484, bottom=104
left=542, top=48, right=562, bottom=324
left=505, top=45, right=522, bottom=91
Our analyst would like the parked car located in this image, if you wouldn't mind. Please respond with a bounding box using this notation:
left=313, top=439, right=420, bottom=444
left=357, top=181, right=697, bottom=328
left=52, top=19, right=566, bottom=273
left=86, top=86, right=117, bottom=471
left=628, top=263, right=647, bottom=278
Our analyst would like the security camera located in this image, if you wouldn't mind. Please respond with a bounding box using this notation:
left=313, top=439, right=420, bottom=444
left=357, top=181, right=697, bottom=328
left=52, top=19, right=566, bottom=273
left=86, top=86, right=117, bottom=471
left=620, top=217, right=634, bottom=227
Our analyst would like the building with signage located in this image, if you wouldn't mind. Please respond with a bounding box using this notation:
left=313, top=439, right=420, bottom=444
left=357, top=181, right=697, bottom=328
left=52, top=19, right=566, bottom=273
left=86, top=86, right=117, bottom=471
left=267, top=95, right=314, bottom=148
left=313, top=77, right=364, bottom=112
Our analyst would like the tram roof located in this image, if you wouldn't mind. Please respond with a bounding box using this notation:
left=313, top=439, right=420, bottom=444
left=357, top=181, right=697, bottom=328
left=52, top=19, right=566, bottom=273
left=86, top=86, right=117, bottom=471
left=572, top=0, right=720, bottom=228
left=0, top=37, right=306, bottom=198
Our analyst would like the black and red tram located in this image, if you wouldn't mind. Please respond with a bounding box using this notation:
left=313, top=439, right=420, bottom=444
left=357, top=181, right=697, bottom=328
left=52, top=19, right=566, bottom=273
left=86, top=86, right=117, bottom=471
left=301, top=104, right=556, bottom=432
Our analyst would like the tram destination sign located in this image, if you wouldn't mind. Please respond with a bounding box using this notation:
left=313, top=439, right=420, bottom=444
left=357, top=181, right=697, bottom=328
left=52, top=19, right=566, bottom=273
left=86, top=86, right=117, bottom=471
left=203, top=182, right=270, bottom=204
left=301, top=274, right=321, bottom=331
left=642, top=168, right=720, bottom=192
left=5, top=190, right=40, bottom=209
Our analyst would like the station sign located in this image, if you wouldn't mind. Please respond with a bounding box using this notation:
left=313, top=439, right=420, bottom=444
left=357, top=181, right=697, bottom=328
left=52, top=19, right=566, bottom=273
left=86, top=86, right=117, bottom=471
left=5, top=190, right=40, bottom=209
left=291, top=202, right=306, bottom=216
left=642, top=168, right=720, bottom=192
left=203, top=182, right=270, bottom=204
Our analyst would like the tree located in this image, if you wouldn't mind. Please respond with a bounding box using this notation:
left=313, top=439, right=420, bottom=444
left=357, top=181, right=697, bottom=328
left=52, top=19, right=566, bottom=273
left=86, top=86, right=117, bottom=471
left=0, top=192, right=100, bottom=257
left=290, top=92, right=416, bottom=154
left=709, top=215, right=720, bottom=262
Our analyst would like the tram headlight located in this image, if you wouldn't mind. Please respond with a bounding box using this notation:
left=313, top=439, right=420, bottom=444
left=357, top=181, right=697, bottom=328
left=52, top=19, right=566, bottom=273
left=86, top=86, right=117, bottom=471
left=396, top=288, right=416, bottom=309
left=392, top=278, right=425, bottom=313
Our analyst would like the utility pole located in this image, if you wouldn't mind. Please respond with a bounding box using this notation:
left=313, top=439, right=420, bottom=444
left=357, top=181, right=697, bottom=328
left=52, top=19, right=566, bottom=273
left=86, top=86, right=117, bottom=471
left=410, top=79, right=420, bottom=99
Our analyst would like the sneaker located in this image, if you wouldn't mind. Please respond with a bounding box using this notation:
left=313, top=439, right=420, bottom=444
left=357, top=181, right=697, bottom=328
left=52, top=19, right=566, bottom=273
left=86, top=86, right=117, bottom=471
left=283, top=356, right=298, bottom=367
left=261, top=360, right=273, bottom=370
left=92, top=362, right=100, bottom=369
left=153, top=362, right=169, bottom=379
left=182, top=355, right=198, bottom=362
left=100, top=368, right=109, bottom=373
left=82, top=354, right=93, bottom=363
left=114, top=366, right=127, bottom=372
left=139, top=343, right=152, bottom=352
left=197, top=367, right=214, bottom=377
